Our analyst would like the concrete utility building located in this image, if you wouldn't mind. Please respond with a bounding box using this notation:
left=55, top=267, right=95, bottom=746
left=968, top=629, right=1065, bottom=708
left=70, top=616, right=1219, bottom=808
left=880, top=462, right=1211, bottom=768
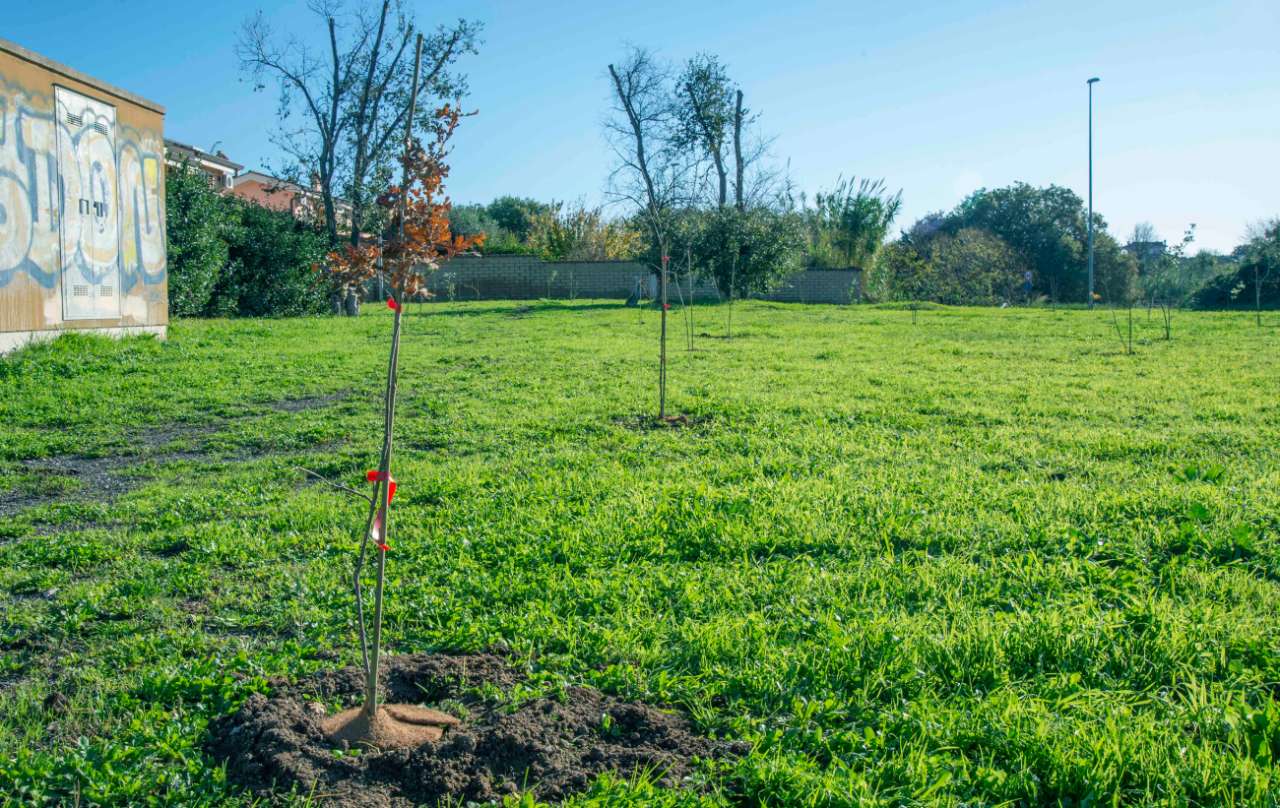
left=0, top=38, right=168, bottom=353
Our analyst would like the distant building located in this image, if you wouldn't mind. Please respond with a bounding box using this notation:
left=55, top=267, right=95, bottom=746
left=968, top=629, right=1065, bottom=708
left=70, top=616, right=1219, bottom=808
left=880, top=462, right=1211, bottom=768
left=164, top=139, right=242, bottom=191
left=231, top=171, right=353, bottom=232
left=1124, top=240, right=1167, bottom=267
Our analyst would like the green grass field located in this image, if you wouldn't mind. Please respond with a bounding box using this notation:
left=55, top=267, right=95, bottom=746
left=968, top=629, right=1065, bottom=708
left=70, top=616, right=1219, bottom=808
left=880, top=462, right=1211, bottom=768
left=1, top=301, right=1278, bottom=806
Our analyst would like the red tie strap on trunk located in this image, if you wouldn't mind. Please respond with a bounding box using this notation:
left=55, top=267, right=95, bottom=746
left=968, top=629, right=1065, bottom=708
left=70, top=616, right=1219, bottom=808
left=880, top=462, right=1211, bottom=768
left=365, top=470, right=397, bottom=501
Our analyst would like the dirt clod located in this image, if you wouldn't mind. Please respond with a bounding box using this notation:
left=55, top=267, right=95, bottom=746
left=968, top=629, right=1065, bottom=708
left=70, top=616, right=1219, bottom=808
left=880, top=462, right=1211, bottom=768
left=209, top=653, right=744, bottom=807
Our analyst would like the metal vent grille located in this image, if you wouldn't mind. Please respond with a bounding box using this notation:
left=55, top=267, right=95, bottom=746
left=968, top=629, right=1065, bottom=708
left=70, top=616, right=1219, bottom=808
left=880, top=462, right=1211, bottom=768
left=66, top=112, right=83, bottom=127
left=100, top=286, right=113, bottom=297
left=73, top=285, right=90, bottom=297
left=92, top=121, right=108, bottom=136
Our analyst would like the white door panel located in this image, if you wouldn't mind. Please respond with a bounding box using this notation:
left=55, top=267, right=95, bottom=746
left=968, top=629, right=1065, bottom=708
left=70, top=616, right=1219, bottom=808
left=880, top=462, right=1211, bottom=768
left=55, top=86, right=120, bottom=320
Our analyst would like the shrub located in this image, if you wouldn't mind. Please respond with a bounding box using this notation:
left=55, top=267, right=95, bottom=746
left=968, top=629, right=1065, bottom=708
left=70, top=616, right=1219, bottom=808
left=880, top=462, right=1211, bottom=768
left=165, top=165, right=331, bottom=318
left=926, top=228, right=1027, bottom=305
left=804, top=177, right=902, bottom=270
left=688, top=206, right=807, bottom=298
left=165, top=164, right=231, bottom=317
left=210, top=200, right=330, bottom=317
left=865, top=241, right=931, bottom=303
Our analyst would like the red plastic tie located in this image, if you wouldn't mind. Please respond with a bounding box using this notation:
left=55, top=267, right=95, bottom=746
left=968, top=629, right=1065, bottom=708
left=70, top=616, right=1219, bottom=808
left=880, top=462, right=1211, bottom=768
left=377, top=542, right=391, bottom=553
left=387, top=297, right=400, bottom=311
left=662, top=303, right=671, bottom=310
left=365, top=470, right=397, bottom=501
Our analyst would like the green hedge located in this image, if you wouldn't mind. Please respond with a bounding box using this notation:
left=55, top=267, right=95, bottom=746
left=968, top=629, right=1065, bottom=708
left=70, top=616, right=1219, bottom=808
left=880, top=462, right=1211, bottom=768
left=165, top=164, right=330, bottom=318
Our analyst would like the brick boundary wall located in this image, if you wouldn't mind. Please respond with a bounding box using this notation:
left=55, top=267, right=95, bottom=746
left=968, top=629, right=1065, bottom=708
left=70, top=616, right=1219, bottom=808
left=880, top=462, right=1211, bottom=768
left=423, top=254, right=860, bottom=304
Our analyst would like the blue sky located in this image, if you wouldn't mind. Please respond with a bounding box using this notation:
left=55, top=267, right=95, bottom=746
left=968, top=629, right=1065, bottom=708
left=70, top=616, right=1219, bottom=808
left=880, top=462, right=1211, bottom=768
left=7, top=0, right=1277, bottom=252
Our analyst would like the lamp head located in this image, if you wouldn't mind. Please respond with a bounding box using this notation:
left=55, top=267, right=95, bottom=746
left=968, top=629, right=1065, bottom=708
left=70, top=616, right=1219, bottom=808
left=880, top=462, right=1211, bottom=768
left=1088, top=77, right=1101, bottom=84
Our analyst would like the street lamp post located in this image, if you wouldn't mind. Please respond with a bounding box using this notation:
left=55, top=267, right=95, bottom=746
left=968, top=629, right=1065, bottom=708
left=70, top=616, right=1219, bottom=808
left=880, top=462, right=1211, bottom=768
left=1087, top=77, right=1100, bottom=308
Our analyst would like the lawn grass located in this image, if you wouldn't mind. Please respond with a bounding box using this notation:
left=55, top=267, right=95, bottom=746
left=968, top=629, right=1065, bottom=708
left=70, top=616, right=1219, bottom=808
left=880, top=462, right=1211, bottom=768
left=1, top=300, right=1278, bottom=806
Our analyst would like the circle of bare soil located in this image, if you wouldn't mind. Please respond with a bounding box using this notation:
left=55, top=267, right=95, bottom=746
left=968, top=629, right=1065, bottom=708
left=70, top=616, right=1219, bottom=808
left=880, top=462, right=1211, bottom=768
left=209, top=653, right=746, bottom=807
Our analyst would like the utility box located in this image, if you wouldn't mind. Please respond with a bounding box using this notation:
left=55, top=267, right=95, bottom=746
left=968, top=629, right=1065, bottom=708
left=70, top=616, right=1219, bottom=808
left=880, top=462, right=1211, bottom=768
left=0, top=38, right=167, bottom=353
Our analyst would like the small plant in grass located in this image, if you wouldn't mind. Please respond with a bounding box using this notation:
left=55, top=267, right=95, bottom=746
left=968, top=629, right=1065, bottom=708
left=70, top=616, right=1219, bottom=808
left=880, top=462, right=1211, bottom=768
left=307, top=38, right=481, bottom=748
left=1143, top=226, right=1196, bottom=341
left=1105, top=270, right=1138, bottom=355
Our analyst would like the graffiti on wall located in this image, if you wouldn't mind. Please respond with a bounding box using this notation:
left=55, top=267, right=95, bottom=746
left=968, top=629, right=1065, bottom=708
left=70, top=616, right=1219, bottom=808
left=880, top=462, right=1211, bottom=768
left=0, top=75, right=165, bottom=293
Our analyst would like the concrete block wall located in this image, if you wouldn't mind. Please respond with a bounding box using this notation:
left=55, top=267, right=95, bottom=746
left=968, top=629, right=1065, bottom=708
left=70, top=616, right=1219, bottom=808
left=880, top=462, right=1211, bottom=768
left=762, top=268, right=861, bottom=304
left=424, top=254, right=859, bottom=305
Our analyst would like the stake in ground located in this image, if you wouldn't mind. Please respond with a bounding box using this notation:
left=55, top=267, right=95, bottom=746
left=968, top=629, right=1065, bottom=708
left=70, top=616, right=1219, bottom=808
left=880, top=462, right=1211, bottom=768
left=0, top=304, right=1278, bottom=805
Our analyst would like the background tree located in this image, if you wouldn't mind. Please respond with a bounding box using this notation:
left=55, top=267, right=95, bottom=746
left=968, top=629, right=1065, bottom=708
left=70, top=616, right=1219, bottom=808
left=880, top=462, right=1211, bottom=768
left=1242, top=219, right=1279, bottom=325
left=447, top=201, right=527, bottom=253
left=606, top=47, right=694, bottom=419
left=1192, top=218, right=1279, bottom=321
left=605, top=48, right=690, bottom=255
left=866, top=240, right=934, bottom=304
left=525, top=202, right=643, bottom=261
left=947, top=183, right=1090, bottom=302
left=1126, top=221, right=1163, bottom=283
left=865, top=227, right=1026, bottom=306
left=341, top=3, right=480, bottom=249
left=237, top=1, right=479, bottom=249
left=484, top=196, right=552, bottom=243
left=674, top=54, right=734, bottom=208
left=1129, top=221, right=1159, bottom=243
left=926, top=228, right=1026, bottom=305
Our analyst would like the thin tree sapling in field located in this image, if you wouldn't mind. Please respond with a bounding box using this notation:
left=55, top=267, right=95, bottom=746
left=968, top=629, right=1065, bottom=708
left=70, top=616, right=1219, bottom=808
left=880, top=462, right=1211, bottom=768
left=1144, top=226, right=1196, bottom=341
left=307, top=37, right=481, bottom=748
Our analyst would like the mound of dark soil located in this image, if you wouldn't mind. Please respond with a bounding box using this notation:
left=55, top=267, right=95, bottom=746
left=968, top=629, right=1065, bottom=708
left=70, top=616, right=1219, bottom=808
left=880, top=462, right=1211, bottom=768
left=209, top=653, right=745, bottom=807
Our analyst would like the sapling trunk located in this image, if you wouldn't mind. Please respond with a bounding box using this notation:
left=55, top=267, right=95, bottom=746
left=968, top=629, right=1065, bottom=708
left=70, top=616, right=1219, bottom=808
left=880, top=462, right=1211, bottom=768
left=726, top=253, right=737, bottom=339
left=1109, top=301, right=1134, bottom=355
left=658, top=254, right=669, bottom=419
left=685, top=247, right=695, bottom=351
left=364, top=304, right=402, bottom=717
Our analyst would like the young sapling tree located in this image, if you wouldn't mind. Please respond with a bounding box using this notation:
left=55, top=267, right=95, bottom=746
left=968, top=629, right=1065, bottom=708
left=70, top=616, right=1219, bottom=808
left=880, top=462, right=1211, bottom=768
left=310, top=36, right=482, bottom=748
left=1145, top=226, right=1196, bottom=341
left=658, top=252, right=670, bottom=418
left=1244, top=220, right=1277, bottom=328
